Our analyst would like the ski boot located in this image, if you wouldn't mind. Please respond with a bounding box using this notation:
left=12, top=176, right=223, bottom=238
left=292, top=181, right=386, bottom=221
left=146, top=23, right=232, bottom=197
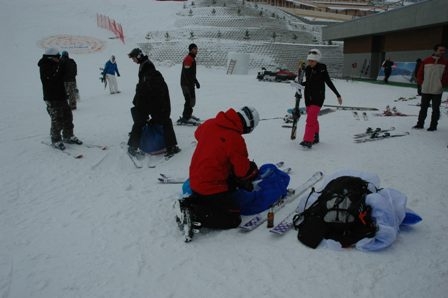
left=63, top=136, right=83, bottom=145
left=165, top=146, right=181, bottom=158
left=299, top=141, right=313, bottom=149
left=52, top=141, right=66, bottom=151
left=190, top=115, right=201, bottom=122
left=174, top=199, right=202, bottom=242
left=128, top=146, right=145, bottom=160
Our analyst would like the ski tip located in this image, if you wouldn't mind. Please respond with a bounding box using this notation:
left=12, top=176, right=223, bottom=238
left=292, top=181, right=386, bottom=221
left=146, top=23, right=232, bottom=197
left=315, top=171, right=324, bottom=177
left=74, top=154, right=83, bottom=159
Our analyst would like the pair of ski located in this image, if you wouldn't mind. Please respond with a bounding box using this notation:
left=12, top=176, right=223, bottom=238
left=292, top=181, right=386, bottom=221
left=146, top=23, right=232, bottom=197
left=42, top=141, right=107, bottom=159
left=352, top=111, right=368, bottom=121
left=323, top=104, right=379, bottom=111
left=355, top=132, right=410, bottom=143
left=290, top=71, right=305, bottom=140
left=353, top=127, right=395, bottom=139
left=239, top=171, right=323, bottom=234
left=353, top=127, right=409, bottom=143
left=394, top=96, right=416, bottom=102
left=121, top=142, right=175, bottom=169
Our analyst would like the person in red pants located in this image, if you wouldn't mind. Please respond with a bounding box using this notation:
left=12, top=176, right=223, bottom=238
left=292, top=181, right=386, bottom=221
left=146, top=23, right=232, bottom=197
left=300, top=49, right=342, bottom=149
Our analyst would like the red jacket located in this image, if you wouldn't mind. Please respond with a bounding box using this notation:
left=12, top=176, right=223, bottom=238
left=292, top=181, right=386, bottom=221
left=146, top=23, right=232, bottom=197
left=189, top=108, right=254, bottom=195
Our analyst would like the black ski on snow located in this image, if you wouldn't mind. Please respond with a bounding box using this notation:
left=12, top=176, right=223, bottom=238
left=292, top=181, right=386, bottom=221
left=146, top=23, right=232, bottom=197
left=41, top=141, right=83, bottom=159
left=120, top=142, right=144, bottom=168
left=394, top=96, right=416, bottom=102
left=353, top=127, right=395, bottom=139
left=323, top=104, right=379, bottom=111
left=147, top=152, right=179, bottom=168
left=158, top=173, right=185, bottom=184
left=290, top=69, right=305, bottom=140
left=354, top=132, right=410, bottom=143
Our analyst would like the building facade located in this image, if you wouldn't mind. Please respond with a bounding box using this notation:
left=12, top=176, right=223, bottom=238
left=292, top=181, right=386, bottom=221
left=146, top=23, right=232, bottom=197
left=322, top=0, right=448, bottom=79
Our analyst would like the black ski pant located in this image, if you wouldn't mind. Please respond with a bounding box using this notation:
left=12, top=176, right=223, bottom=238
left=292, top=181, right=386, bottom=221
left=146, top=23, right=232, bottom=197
left=181, top=85, right=196, bottom=120
left=384, top=69, right=392, bottom=83
left=128, top=107, right=148, bottom=149
left=46, top=100, right=74, bottom=143
left=186, top=191, right=241, bottom=229
left=416, top=93, right=442, bottom=129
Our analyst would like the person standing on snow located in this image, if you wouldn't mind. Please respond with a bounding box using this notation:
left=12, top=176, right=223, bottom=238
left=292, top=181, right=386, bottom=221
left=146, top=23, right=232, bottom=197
left=413, top=58, right=422, bottom=96
left=127, top=48, right=180, bottom=158
left=178, top=43, right=200, bottom=124
left=60, top=50, right=79, bottom=110
left=413, top=44, right=448, bottom=131
left=300, top=49, right=342, bottom=149
left=175, top=106, right=260, bottom=231
left=382, top=57, right=394, bottom=83
left=38, top=48, right=82, bottom=150
left=102, top=55, right=120, bottom=94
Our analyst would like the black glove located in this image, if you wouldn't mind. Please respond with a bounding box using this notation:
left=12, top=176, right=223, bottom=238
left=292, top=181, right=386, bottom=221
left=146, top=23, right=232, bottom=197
left=195, top=81, right=200, bottom=89
left=233, top=161, right=259, bottom=192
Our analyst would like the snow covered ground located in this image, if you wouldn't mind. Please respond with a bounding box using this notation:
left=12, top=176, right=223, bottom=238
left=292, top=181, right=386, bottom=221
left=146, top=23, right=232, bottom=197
left=1, top=0, right=447, bottom=297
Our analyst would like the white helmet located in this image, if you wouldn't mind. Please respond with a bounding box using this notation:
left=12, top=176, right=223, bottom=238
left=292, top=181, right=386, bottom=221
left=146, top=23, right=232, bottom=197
left=238, top=106, right=260, bottom=134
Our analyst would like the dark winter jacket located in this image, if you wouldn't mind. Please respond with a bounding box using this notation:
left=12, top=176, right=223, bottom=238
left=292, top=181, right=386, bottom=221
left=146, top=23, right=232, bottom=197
left=103, top=60, right=120, bottom=76
left=382, top=59, right=394, bottom=74
left=417, top=55, right=448, bottom=95
left=180, top=53, right=197, bottom=87
left=303, top=63, right=340, bottom=107
left=132, top=57, right=171, bottom=119
left=60, top=57, right=77, bottom=82
left=38, top=56, right=67, bottom=103
left=189, top=108, right=258, bottom=196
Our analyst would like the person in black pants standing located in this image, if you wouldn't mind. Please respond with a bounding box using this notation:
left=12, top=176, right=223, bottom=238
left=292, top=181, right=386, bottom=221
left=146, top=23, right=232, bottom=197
left=127, top=48, right=180, bottom=158
left=178, top=43, right=200, bottom=124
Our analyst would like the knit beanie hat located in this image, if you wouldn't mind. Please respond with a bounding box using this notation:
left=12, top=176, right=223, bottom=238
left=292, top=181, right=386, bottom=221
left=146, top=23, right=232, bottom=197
left=307, top=49, right=321, bottom=62
left=44, top=47, right=60, bottom=57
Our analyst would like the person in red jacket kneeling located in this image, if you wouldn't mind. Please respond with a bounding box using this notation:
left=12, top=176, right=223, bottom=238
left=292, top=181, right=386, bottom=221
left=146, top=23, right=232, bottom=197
left=182, top=106, right=260, bottom=230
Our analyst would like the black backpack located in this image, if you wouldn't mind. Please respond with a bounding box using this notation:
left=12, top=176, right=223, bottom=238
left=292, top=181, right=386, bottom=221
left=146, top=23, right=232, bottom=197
left=293, top=176, right=378, bottom=248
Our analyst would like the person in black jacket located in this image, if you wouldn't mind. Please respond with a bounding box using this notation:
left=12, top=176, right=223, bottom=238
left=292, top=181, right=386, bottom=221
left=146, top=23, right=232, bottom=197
left=127, top=48, right=180, bottom=158
left=60, top=51, right=79, bottom=109
left=300, top=49, right=342, bottom=149
left=38, top=48, right=82, bottom=150
left=413, top=58, right=422, bottom=96
left=178, top=43, right=200, bottom=124
left=382, top=57, right=394, bottom=83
